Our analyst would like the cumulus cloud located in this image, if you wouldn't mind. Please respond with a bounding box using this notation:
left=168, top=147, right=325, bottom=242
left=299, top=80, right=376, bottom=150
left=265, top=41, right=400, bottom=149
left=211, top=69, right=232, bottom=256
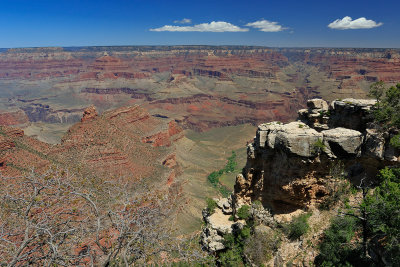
left=328, top=16, right=383, bottom=30
left=150, top=21, right=249, bottom=32
left=173, top=18, right=192, bottom=24
left=245, top=19, right=286, bottom=32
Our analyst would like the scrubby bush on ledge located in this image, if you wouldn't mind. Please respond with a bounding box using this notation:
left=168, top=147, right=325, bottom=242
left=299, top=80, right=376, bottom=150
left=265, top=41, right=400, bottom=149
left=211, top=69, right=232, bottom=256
left=283, top=212, right=312, bottom=241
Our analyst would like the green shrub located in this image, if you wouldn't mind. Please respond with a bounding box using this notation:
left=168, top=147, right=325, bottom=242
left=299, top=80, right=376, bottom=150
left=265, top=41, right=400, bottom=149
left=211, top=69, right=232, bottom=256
left=218, top=246, right=244, bottom=266
left=236, top=205, right=251, bottom=220
left=252, top=200, right=262, bottom=207
left=369, top=82, right=400, bottom=130
left=206, top=198, right=217, bottom=214
left=219, top=225, right=252, bottom=266
left=224, top=151, right=237, bottom=173
left=207, top=171, right=220, bottom=186
left=364, top=167, right=400, bottom=266
left=283, top=213, right=311, bottom=241
left=389, top=134, right=400, bottom=148
left=313, top=138, right=326, bottom=153
left=244, top=230, right=281, bottom=265
left=315, top=216, right=359, bottom=266
left=218, top=185, right=232, bottom=198
left=207, top=151, right=238, bottom=191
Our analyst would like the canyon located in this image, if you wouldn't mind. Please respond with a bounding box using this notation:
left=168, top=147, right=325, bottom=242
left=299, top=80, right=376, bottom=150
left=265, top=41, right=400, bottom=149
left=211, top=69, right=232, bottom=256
left=0, top=45, right=399, bottom=232
left=0, top=46, right=399, bottom=265
left=0, top=46, right=399, bottom=142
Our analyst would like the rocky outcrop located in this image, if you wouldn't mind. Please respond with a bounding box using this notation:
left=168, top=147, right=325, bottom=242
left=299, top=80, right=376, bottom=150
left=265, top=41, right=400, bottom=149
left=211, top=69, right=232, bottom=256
left=257, top=122, right=323, bottom=158
left=322, top=128, right=363, bottom=158
left=234, top=98, right=399, bottom=213
left=201, top=197, right=247, bottom=252
left=81, top=105, right=98, bottom=122
left=141, top=121, right=183, bottom=147
left=201, top=198, right=275, bottom=253
left=328, top=98, right=376, bottom=131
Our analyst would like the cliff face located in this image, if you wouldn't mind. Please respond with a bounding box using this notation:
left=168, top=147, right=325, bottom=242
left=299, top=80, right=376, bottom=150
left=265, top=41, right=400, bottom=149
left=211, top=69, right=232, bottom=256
left=234, top=98, right=399, bottom=213
left=1, top=46, right=399, bottom=136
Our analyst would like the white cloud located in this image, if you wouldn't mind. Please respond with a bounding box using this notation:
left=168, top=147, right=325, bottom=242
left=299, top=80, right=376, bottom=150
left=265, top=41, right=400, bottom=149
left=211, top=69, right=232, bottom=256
left=328, top=16, right=383, bottom=30
left=173, top=18, right=192, bottom=24
left=245, top=19, right=286, bottom=32
left=150, top=21, right=249, bottom=32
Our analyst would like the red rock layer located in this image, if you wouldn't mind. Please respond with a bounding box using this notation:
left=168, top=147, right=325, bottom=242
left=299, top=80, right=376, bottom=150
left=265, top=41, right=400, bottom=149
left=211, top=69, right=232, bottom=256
left=0, top=105, right=181, bottom=187
left=0, top=109, right=29, bottom=126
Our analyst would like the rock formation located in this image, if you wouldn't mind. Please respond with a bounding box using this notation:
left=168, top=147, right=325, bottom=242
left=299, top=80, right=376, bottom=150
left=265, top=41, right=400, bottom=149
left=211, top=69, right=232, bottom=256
left=235, top=98, right=399, bottom=213
left=81, top=105, right=98, bottom=122
left=202, top=98, right=399, bottom=254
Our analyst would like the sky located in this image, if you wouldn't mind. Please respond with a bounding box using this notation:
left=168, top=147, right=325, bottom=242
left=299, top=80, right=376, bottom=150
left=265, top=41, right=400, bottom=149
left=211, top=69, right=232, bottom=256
left=0, top=0, right=399, bottom=48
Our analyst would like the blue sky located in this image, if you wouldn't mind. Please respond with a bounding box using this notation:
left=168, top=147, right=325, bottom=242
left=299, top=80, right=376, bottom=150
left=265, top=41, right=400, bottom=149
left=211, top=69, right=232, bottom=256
left=0, top=0, right=398, bottom=48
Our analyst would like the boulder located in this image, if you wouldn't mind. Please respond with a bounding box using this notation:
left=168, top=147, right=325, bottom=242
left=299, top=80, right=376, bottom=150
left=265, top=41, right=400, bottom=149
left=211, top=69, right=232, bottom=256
left=322, top=128, right=363, bottom=158
left=329, top=99, right=376, bottom=131
left=217, top=197, right=233, bottom=214
left=307, top=99, right=329, bottom=110
left=257, top=122, right=323, bottom=157
left=81, top=105, right=98, bottom=122
left=206, top=210, right=234, bottom=234
left=364, top=129, right=385, bottom=159
left=256, top=122, right=284, bottom=148
left=275, top=122, right=323, bottom=158
left=201, top=228, right=225, bottom=252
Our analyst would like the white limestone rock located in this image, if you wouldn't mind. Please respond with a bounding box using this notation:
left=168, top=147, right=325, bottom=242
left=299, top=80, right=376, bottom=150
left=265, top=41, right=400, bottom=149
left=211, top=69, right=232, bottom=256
left=307, top=99, right=329, bottom=110
left=322, top=127, right=363, bottom=157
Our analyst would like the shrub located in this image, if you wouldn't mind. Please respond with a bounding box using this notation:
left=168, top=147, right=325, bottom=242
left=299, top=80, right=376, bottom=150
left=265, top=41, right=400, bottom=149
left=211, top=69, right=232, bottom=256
left=207, top=171, right=220, bottom=186
left=364, top=167, right=400, bottom=266
left=218, top=246, right=244, bottom=266
left=206, top=198, right=217, bottom=214
left=283, top=212, right=311, bottom=241
left=236, top=205, right=251, bottom=220
left=389, top=133, right=400, bottom=148
left=224, top=151, right=237, bottom=173
left=244, top=230, right=281, bottom=265
left=218, top=185, right=231, bottom=198
left=315, top=216, right=359, bottom=266
left=219, top=226, right=252, bottom=266
left=369, top=82, right=400, bottom=130
left=313, top=138, right=326, bottom=153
